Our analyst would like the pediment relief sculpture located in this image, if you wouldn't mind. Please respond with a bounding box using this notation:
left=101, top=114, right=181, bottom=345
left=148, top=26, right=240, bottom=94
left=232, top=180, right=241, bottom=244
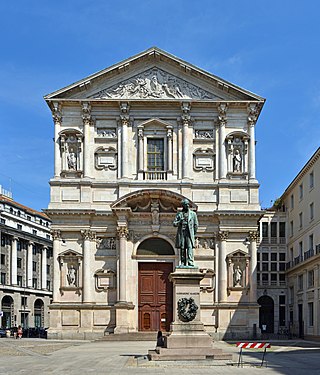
left=90, top=68, right=219, bottom=100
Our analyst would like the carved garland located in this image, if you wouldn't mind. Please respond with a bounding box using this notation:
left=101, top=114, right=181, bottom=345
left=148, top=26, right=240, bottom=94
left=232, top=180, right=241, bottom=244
left=177, top=297, right=198, bottom=322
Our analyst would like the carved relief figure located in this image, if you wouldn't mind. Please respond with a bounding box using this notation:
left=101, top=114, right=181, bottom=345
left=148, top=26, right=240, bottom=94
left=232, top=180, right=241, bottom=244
left=233, top=149, right=242, bottom=172
left=233, top=265, right=242, bottom=286
left=151, top=200, right=160, bottom=225
left=92, top=68, right=216, bottom=100
left=67, top=265, right=76, bottom=286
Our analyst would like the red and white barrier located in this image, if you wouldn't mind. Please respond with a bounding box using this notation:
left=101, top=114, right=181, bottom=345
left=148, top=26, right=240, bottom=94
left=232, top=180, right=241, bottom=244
left=236, top=342, right=271, bottom=349
left=236, top=342, right=271, bottom=367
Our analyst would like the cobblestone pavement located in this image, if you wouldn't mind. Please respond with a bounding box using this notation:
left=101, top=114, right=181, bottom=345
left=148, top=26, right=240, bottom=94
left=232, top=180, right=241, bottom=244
left=0, top=338, right=319, bottom=374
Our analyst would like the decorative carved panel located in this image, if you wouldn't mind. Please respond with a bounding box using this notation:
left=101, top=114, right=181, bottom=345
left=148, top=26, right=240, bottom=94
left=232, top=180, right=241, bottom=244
left=95, top=146, right=117, bottom=170
left=91, top=68, right=218, bottom=100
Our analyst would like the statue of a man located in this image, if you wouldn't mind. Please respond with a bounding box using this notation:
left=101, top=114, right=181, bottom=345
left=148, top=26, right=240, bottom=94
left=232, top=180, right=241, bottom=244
left=173, top=199, right=198, bottom=267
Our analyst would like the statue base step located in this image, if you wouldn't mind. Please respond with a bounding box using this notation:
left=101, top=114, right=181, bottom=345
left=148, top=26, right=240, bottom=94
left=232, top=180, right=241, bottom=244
left=148, top=347, right=233, bottom=361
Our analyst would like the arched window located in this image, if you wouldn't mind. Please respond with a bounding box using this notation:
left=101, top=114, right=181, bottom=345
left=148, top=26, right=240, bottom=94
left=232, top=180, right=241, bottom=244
left=137, top=238, right=174, bottom=256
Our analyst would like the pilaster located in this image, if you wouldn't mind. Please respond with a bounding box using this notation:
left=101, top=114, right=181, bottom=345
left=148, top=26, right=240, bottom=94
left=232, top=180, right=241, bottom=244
left=248, top=230, right=259, bottom=302
left=81, top=229, right=96, bottom=303
left=51, top=230, right=61, bottom=302
left=41, top=246, right=47, bottom=290
left=52, top=102, right=62, bottom=178
left=27, top=241, right=33, bottom=288
left=218, top=103, right=228, bottom=179
left=217, top=231, right=229, bottom=302
left=82, top=102, right=93, bottom=178
left=247, top=103, right=258, bottom=181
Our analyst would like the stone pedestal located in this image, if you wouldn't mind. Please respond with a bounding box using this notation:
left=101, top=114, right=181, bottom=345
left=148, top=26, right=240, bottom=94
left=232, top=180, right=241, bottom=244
left=149, top=267, right=232, bottom=361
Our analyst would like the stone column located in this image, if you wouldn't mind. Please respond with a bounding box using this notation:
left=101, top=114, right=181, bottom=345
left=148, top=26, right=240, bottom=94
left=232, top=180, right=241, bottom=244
left=167, top=126, right=173, bottom=172
left=51, top=230, right=61, bottom=302
left=120, top=103, right=130, bottom=178
left=248, top=230, right=259, bottom=302
left=27, top=241, right=33, bottom=288
left=247, top=104, right=258, bottom=180
left=41, top=246, right=47, bottom=290
left=116, top=226, right=129, bottom=303
left=82, top=103, right=92, bottom=178
left=218, top=103, right=228, bottom=179
left=181, top=103, right=191, bottom=179
left=81, top=230, right=95, bottom=303
left=11, top=237, right=18, bottom=285
left=217, top=231, right=229, bottom=302
left=52, top=103, right=62, bottom=178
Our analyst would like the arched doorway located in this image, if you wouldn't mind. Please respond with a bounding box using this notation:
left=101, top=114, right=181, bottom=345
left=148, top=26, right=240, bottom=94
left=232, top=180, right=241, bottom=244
left=258, top=295, right=274, bottom=333
left=2, top=296, right=14, bottom=328
left=34, top=299, right=44, bottom=327
left=138, top=238, right=174, bottom=332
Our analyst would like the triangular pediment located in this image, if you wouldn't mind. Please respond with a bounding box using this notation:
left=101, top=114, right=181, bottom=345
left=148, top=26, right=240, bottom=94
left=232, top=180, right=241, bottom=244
left=44, top=47, right=265, bottom=103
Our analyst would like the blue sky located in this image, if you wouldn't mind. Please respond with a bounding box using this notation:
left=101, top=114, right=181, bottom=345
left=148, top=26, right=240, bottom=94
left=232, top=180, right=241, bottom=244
left=1, top=1, right=319, bottom=211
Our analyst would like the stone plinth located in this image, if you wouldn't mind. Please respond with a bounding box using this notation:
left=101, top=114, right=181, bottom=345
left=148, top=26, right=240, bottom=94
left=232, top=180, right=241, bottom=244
left=149, top=267, right=232, bottom=361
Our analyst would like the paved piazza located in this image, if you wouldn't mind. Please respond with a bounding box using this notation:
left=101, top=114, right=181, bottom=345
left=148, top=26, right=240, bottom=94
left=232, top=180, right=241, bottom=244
left=0, top=339, right=319, bottom=374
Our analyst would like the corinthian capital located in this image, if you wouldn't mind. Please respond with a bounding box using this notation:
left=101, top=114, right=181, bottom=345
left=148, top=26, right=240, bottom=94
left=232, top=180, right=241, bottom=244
left=52, top=102, right=62, bottom=124
left=82, top=102, right=92, bottom=125
left=218, top=103, right=228, bottom=125
left=217, top=231, right=229, bottom=241
left=248, top=231, right=259, bottom=242
left=247, top=103, right=258, bottom=126
left=81, top=229, right=96, bottom=241
left=117, top=226, right=129, bottom=239
left=51, top=229, right=61, bottom=240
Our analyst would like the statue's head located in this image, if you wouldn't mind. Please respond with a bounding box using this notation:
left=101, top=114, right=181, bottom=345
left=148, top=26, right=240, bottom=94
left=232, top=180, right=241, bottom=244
left=181, top=199, right=190, bottom=209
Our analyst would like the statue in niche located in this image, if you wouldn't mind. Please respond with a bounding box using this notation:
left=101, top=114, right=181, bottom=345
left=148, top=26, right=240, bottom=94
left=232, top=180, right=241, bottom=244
left=233, top=149, right=242, bottom=172
left=67, top=146, right=77, bottom=170
left=233, top=265, right=242, bottom=287
left=67, top=265, right=76, bottom=286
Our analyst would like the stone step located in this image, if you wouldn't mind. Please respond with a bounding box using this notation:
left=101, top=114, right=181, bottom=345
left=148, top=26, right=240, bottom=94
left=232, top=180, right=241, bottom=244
left=148, top=349, right=233, bottom=361
left=98, top=332, right=158, bottom=341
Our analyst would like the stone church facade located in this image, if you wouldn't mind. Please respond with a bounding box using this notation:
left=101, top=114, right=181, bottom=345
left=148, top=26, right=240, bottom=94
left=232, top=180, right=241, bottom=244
left=45, top=47, right=265, bottom=340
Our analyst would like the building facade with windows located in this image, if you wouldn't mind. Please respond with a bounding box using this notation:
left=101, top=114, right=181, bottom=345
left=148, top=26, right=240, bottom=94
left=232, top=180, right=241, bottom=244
left=0, top=186, right=53, bottom=329
left=45, top=47, right=265, bottom=340
left=281, top=148, right=320, bottom=340
left=257, top=210, right=287, bottom=335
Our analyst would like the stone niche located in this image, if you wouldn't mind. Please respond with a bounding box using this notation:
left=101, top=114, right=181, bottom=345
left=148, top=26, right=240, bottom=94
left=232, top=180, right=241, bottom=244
left=59, top=129, right=83, bottom=178
left=227, top=250, right=250, bottom=293
left=58, top=250, right=83, bottom=297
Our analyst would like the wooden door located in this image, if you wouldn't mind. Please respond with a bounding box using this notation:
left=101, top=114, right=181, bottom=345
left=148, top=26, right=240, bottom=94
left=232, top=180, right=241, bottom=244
left=138, top=262, right=173, bottom=332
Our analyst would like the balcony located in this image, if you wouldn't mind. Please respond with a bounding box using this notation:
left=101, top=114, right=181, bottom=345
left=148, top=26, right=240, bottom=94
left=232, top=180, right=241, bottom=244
left=286, top=245, right=320, bottom=270
left=143, top=171, right=167, bottom=180
left=260, top=236, right=286, bottom=245
left=304, top=248, right=314, bottom=261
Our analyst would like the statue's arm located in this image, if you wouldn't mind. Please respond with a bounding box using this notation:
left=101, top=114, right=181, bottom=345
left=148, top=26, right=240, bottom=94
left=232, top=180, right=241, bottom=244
left=173, top=212, right=182, bottom=227
left=194, top=212, right=199, bottom=234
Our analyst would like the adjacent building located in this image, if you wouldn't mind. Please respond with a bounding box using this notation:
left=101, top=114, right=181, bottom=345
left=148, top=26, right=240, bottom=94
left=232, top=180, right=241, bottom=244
left=0, top=186, right=53, bottom=329
left=44, top=47, right=266, bottom=340
left=257, top=210, right=287, bottom=335
left=281, top=148, right=320, bottom=340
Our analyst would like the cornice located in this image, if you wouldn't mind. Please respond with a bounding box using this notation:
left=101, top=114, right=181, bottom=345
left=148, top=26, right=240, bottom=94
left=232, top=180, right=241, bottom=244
left=281, top=147, right=320, bottom=199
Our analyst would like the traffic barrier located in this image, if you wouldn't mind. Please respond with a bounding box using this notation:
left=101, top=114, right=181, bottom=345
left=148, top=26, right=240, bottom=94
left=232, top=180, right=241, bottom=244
left=236, top=342, right=271, bottom=367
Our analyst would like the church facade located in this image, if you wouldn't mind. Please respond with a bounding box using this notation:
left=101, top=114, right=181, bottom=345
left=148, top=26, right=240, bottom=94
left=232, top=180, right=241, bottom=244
left=45, top=48, right=265, bottom=340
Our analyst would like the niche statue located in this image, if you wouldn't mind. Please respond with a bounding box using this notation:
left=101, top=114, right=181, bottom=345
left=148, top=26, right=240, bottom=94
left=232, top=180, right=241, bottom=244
left=173, top=199, right=198, bottom=267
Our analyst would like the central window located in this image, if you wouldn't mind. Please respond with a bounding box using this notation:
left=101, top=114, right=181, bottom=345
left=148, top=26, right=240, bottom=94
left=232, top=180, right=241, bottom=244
left=147, top=138, right=164, bottom=171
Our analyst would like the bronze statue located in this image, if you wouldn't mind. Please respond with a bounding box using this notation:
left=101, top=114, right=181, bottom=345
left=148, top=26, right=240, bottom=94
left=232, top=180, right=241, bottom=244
left=173, top=199, right=198, bottom=267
